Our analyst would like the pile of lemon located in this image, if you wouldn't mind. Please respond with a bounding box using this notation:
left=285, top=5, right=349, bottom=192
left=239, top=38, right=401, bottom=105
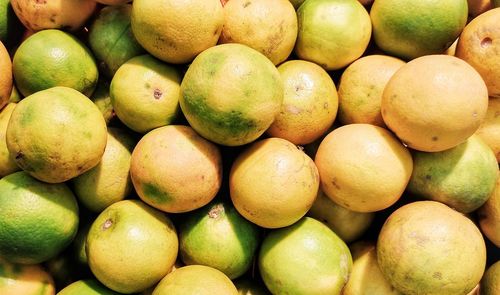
left=0, top=0, right=499, bottom=295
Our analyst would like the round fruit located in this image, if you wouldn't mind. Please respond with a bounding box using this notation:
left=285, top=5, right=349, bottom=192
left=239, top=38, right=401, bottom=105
left=58, top=279, right=122, bottom=295
left=88, top=4, right=145, bottom=78
left=152, top=265, right=238, bottom=295
left=10, top=0, right=96, bottom=32
left=370, top=0, right=468, bottom=60
left=259, top=217, right=352, bottom=295
left=315, top=124, right=413, bottom=212
left=294, top=0, right=371, bottom=70
left=0, top=171, right=79, bottom=264
left=338, top=55, right=405, bottom=127
left=86, top=200, right=178, bottom=294
left=456, top=8, right=500, bottom=98
left=343, top=241, right=402, bottom=295
left=0, top=103, right=20, bottom=177
left=72, top=221, right=90, bottom=265
left=180, top=43, right=283, bottom=146
left=0, top=258, right=55, bottom=295
left=408, top=135, right=498, bottom=213
left=12, top=29, right=98, bottom=97
left=381, top=55, right=488, bottom=152
left=478, top=175, right=500, bottom=247
left=219, top=0, right=297, bottom=65
left=307, top=189, right=375, bottom=243
left=267, top=60, right=338, bottom=145
left=475, top=98, right=500, bottom=162
left=179, top=202, right=260, bottom=279
left=480, top=261, right=500, bottom=295
left=0, top=41, right=12, bottom=109
left=6, top=86, right=107, bottom=183
left=130, top=125, right=222, bottom=213
left=131, top=0, right=223, bottom=64
left=90, top=79, right=115, bottom=125
left=377, top=201, right=486, bottom=295
left=230, top=137, right=319, bottom=228
left=72, top=128, right=136, bottom=212
left=110, top=54, right=181, bottom=133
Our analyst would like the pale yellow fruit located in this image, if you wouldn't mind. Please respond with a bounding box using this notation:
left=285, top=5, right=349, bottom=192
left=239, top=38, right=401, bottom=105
left=0, top=259, right=55, bottom=295
left=478, top=173, right=500, bottom=247
left=475, top=98, right=500, bottom=162
left=0, top=103, right=20, bottom=177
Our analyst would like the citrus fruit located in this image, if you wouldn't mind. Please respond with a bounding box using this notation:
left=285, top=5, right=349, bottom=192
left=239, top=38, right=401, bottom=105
left=455, top=8, right=500, bottom=98
left=72, top=127, right=136, bottom=212
left=180, top=43, right=283, bottom=146
left=110, top=54, right=181, bottom=133
left=230, top=137, right=319, bottom=228
left=57, top=279, right=122, bottom=295
left=337, top=55, right=405, bottom=127
left=10, top=0, right=96, bottom=32
left=131, top=0, right=223, bottom=64
left=408, top=135, right=498, bottom=213
left=370, top=0, right=468, bottom=60
left=0, top=40, right=12, bottom=109
left=233, top=278, right=270, bottom=295
left=0, top=171, right=79, bottom=264
left=294, top=0, right=371, bottom=70
left=72, top=221, right=90, bottom=265
left=377, top=201, right=486, bottom=295
left=152, top=265, right=238, bottom=295
left=86, top=200, right=178, bottom=293
left=130, top=125, right=222, bottom=213
left=343, top=241, right=402, bottom=295
left=480, top=261, right=500, bottom=295
left=266, top=60, right=338, bottom=145
left=12, top=29, right=98, bottom=97
left=259, top=217, right=352, bottom=295
left=0, top=103, right=20, bottom=177
left=219, top=0, right=297, bottom=65
left=475, top=98, right=500, bottom=162
left=88, top=4, right=145, bottom=78
left=478, top=174, right=500, bottom=247
left=315, top=124, right=413, bottom=212
left=90, top=79, right=115, bottom=125
left=178, top=201, right=260, bottom=279
left=381, top=55, right=488, bottom=152
left=8, top=85, right=21, bottom=103
left=307, top=189, right=375, bottom=243
left=6, top=86, right=107, bottom=183
left=0, top=259, right=55, bottom=295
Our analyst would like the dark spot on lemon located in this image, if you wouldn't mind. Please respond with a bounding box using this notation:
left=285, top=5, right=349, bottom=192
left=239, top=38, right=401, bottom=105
left=102, top=218, right=113, bottom=230
left=481, top=37, right=492, bottom=48
left=153, top=88, right=162, bottom=99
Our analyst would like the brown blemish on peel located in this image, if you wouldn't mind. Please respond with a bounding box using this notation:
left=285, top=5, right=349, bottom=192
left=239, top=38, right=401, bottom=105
left=102, top=219, right=113, bottom=230
left=481, top=37, right=492, bottom=48
left=208, top=204, right=224, bottom=219
left=153, top=88, right=163, bottom=99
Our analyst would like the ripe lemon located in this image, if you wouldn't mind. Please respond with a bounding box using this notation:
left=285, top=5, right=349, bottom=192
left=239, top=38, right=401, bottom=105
left=267, top=60, right=338, bottom=145
left=408, top=135, right=498, bottom=213
left=57, top=279, right=121, bottom=295
left=478, top=174, right=500, bottom=247
left=90, top=79, right=115, bottom=125
left=0, top=259, right=55, bottom=295
left=110, top=54, right=181, bottom=133
left=480, top=261, right=500, bottom=295
left=6, top=86, right=107, bottom=183
left=220, top=0, right=297, bottom=65
left=0, top=171, right=79, bottom=264
left=180, top=43, right=283, bottom=146
left=130, top=125, right=222, bottom=213
left=338, top=55, right=405, bottom=127
left=259, top=217, right=352, bottom=295
left=178, top=201, right=260, bottom=279
left=0, top=40, right=11, bottom=109
left=0, top=103, right=19, bottom=177
left=152, top=265, right=238, bottom=295
left=13, top=29, right=98, bottom=97
left=294, top=0, right=371, bottom=70
left=371, top=0, right=468, bottom=60
left=230, top=137, right=319, bottom=228
left=307, top=189, right=375, bottom=243
left=456, top=8, right=500, bottom=98
left=475, top=98, right=500, bottom=162
left=377, top=201, right=486, bottom=295
left=10, top=0, right=96, bottom=32
left=72, top=128, right=136, bottom=212
left=88, top=4, right=145, bottom=78
left=131, top=0, right=223, bottom=64
left=315, top=124, right=413, bottom=212
left=381, top=55, right=488, bottom=152
left=86, top=200, right=178, bottom=293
